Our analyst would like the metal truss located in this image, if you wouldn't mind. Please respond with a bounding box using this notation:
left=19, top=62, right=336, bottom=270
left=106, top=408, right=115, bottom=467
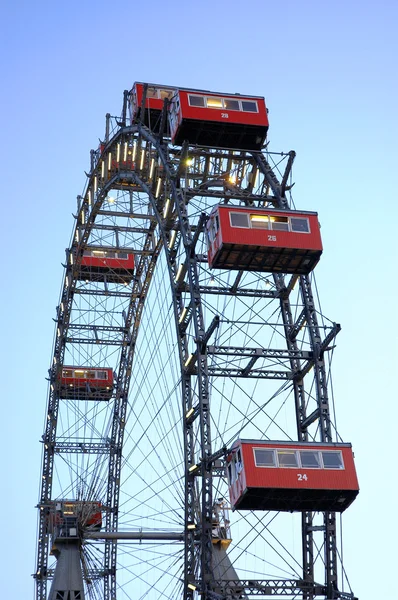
left=35, top=93, right=356, bottom=600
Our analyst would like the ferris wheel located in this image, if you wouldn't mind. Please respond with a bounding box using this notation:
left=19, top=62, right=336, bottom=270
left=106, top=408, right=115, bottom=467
left=34, top=82, right=359, bottom=600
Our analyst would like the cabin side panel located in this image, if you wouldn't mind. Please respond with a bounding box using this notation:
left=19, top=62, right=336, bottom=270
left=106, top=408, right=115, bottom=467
left=218, top=208, right=322, bottom=252
left=241, top=443, right=358, bottom=492
left=179, top=91, right=268, bottom=127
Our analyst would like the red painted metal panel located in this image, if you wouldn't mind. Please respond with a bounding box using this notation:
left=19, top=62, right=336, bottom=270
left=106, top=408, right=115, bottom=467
left=169, top=89, right=268, bottom=149
left=241, top=441, right=358, bottom=491
left=227, top=440, right=359, bottom=512
left=130, top=82, right=177, bottom=123
left=217, top=206, right=321, bottom=251
left=177, top=89, right=268, bottom=127
left=80, top=250, right=135, bottom=283
left=46, top=501, right=102, bottom=533
left=59, top=367, right=114, bottom=400
left=207, top=205, right=322, bottom=274
left=62, top=501, right=102, bottom=528
left=81, top=252, right=135, bottom=272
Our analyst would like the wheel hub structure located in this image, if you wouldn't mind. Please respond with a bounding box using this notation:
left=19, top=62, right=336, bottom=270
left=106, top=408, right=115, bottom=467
left=35, top=87, right=358, bottom=600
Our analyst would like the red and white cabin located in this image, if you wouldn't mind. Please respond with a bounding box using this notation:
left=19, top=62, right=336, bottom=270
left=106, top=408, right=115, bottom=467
left=227, top=440, right=359, bottom=513
left=80, top=248, right=135, bottom=283
left=130, top=82, right=176, bottom=131
left=60, top=500, right=102, bottom=529
left=47, top=500, right=102, bottom=531
left=207, top=205, right=322, bottom=274
left=58, top=366, right=114, bottom=400
left=169, top=88, right=268, bottom=150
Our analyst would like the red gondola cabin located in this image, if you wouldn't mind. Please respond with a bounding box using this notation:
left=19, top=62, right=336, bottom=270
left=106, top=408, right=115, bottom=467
left=227, top=440, right=359, bottom=513
left=60, top=501, right=102, bottom=529
left=80, top=248, right=135, bottom=283
left=58, top=366, right=114, bottom=400
left=169, top=88, right=269, bottom=150
left=130, top=82, right=176, bottom=131
left=207, top=205, right=322, bottom=274
left=47, top=501, right=102, bottom=541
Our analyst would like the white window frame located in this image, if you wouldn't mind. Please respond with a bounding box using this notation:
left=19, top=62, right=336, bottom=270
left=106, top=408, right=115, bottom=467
left=277, top=449, right=300, bottom=468
left=229, top=211, right=250, bottom=228
left=250, top=447, right=345, bottom=471
left=298, top=450, right=322, bottom=469
left=290, top=216, right=311, bottom=234
left=240, top=99, right=259, bottom=113
left=253, top=447, right=277, bottom=468
left=187, top=95, right=259, bottom=113
left=320, top=450, right=345, bottom=470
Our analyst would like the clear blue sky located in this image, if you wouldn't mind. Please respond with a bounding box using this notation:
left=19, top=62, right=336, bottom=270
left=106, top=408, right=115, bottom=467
left=1, top=0, right=396, bottom=597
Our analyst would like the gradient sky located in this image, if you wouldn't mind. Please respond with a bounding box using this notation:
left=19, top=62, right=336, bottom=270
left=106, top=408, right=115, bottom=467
left=1, top=0, right=397, bottom=598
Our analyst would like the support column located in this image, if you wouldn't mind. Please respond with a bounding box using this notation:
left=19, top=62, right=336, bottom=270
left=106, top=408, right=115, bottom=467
left=48, top=541, right=85, bottom=600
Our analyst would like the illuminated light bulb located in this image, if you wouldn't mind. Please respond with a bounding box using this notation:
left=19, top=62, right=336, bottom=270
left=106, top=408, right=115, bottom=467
left=184, top=353, right=196, bottom=368
left=163, top=198, right=173, bottom=219
left=253, top=168, right=259, bottom=187
left=116, top=143, right=121, bottom=162
left=175, top=264, right=186, bottom=284
left=123, top=142, right=128, bottom=162
left=149, top=158, right=155, bottom=179
left=107, top=196, right=116, bottom=204
left=209, top=275, right=216, bottom=287
left=101, top=160, right=105, bottom=178
left=155, top=178, right=162, bottom=198
left=186, top=158, right=194, bottom=166
left=179, top=307, right=188, bottom=324
left=169, top=230, right=177, bottom=249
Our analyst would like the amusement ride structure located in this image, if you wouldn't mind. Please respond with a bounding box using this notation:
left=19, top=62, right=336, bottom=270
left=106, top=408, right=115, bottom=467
left=34, top=82, right=359, bottom=600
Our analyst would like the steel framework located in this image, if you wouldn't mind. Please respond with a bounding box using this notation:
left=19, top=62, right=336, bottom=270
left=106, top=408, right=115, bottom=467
left=34, top=89, right=357, bottom=600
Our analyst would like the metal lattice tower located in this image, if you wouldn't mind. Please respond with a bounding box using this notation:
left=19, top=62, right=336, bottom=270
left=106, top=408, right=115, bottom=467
left=34, top=89, right=357, bottom=600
